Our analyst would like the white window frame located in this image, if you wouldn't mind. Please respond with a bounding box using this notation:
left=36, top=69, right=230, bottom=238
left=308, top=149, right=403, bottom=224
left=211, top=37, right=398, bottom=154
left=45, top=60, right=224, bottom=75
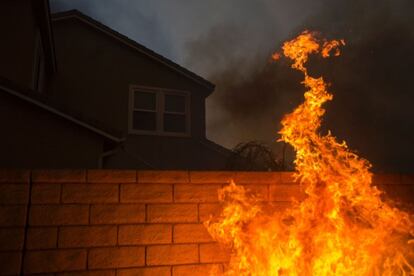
left=128, top=85, right=191, bottom=137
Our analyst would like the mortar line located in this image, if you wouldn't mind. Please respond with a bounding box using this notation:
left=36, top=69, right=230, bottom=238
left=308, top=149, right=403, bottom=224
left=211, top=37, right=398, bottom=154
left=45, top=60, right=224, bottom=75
left=144, top=245, right=147, bottom=266
left=116, top=225, right=120, bottom=246
left=118, top=183, right=121, bottom=203
left=88, top=204, right=92, bottom=224
left=171, top=223, right=175, bottom=243
left=86, top=248, right=90, bottom=270
left=197, top=203, right=200, bottom=223
left=20, top=170, right=33, bottom=275
left=59, top=183, right=63, bottom=203
left=172, top=183, right=175, bottom=203
left=56, top=226, right=60, bottom=249
left=198, top=243, right=201, bottom=263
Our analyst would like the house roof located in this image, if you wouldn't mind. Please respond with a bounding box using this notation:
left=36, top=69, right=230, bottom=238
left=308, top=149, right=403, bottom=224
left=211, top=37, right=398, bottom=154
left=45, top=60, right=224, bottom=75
left=51, top=9, right=215, bottom=94
left=199, top=139, right=232, bottom=158
left=0, top=77, right=124, bottom=143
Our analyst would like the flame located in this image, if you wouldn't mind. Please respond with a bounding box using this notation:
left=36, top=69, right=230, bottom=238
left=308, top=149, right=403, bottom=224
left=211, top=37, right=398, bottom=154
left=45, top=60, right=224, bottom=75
left=205, top=31, right=414, bottom=275
left=271, top=52, right=282, bottom=61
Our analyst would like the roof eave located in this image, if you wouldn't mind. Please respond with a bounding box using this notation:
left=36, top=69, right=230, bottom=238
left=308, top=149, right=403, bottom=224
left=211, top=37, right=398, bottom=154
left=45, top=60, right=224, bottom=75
left=0, top=79, right=124, bottom=143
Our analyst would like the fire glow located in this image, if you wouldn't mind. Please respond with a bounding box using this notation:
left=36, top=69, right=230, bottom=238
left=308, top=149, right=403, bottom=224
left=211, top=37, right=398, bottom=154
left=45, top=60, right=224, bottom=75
left=205, top=31, right=414, bottom=275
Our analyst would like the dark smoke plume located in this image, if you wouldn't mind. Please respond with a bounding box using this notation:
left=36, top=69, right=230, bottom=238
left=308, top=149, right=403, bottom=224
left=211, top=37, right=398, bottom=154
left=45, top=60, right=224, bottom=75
left=186, top=0, right=414, bottom=172
left=51, top=0, right=414, bottom=171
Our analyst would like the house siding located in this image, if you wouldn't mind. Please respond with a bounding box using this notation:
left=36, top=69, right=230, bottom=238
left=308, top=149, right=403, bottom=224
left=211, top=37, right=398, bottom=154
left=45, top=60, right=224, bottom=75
left=0, top=92, right=104, bottom=168
left=49, top=17, right=207, bottom=139
left=0, top=6, right=230, bottom=170
left=0, top=0, right=38, bottom=88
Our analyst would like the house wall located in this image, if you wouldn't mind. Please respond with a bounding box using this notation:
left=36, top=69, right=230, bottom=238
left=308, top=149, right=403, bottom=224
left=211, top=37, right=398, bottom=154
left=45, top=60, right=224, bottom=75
left=48, top=15, right=228, bottom=169
left=0, top=170, right=412, bottom=275
left=0, top=92, right=104, bottom=168
left=0, top=0, right=38, bottom=88
left=106, top=137, right=229, bottom=170
left=49, top=17, right=208, bottom=139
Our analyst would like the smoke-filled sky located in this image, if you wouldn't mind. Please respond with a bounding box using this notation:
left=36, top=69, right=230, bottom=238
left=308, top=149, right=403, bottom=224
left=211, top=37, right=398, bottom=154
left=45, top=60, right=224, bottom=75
left=51, top=0, right=414, bottom=172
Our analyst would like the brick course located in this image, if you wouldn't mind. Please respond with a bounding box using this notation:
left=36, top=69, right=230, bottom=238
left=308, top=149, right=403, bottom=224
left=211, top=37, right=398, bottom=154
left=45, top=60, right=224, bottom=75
left=32, top=170, right=86, bottom=183
left=88, top=246, right=145, bottom=269
left=119, top=224, right=172, bottom=245
left=58, top=226, right=117, bottom=248
left=0, top=205, right=27, bottom=226
left=29, top=205, right=89, bottom=226
left=199, top=203, right=221, bottom=222
left=31, top=183, right=61, bottom=204
left=0, top=251, right=22, bottom=275
left=23, top=249, right=87, bottom=273
left=0, top=184, right=28, bottom=204
left=87, top=170, right=136, bottom=183
left=121, top=184, right=172, bottom=203
left=117, top=266, right=171, bottom=276
left=138, top=170, right=189, bottom=183
left=173, top=224, right=213, bottom=243
left=0, top=170, right=412, bottom=275
left=147, top=204, right=198, bottom=223
left=0, top=228, right=25, bottom=250
left=62, top=184, right=119, bottom=204
left=90, top=204, right=145, bottom=224
left=173, top=264, right=223, bottom=276
left=26, top=227, right=58, bottom=249
left=146, top=244, right=199, bottom=265
left=57, top=270, right=116, bottom=276
left=174, top=184, right=221, bottom=203
left=200, top=243, right=231, bottom=263
left=0, top=170, right=30, bottom=183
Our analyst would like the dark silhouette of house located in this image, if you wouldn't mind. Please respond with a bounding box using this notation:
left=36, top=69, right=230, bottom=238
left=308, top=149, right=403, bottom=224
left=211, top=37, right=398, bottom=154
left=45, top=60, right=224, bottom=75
left=0, top=0, right=231, bottom=169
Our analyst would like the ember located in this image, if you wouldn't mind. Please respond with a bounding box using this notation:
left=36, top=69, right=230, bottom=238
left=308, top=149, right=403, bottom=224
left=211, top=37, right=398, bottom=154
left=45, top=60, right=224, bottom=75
left=205, top=31, right=414, bottom=275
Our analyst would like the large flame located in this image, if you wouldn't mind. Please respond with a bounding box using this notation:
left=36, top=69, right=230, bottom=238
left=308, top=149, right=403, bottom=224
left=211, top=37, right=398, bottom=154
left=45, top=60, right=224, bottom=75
left=205, top=31, right=414, bottom=275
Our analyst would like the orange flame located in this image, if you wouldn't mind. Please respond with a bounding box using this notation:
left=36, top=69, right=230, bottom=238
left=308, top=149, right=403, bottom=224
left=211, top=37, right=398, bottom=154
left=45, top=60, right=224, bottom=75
left=205, top=31, right=414, bottom=275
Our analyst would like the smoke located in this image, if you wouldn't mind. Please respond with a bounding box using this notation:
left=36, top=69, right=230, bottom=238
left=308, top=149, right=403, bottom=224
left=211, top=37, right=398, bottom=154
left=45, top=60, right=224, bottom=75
left=184, top=0, right=414, bottom=172
left=50, top=0, right=414, bottom=171
left=51, top=0, right=175, bottom=58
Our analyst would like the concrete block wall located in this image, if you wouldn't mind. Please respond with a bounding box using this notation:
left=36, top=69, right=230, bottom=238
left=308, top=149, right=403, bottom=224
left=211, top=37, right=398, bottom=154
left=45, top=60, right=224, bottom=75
left=0, top=170, right=412, bottom=275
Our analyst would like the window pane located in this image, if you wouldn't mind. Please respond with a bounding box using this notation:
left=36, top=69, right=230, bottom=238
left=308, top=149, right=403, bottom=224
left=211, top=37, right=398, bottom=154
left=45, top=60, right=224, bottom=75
left=165, top=94, right=185, bottom=112
left=133, top=111, right=156, bottom=131
left=134, top=91, right=156, bottom=110
left=163, top=114, right=186, bottom=133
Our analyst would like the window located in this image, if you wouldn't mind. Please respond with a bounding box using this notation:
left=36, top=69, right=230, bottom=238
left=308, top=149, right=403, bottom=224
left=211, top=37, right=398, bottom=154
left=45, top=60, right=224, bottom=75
left=164, top=94, right=186, bottom=133
left=129, top=86, right=190, bottom=136
left=132, top=91, right=157, bottom=131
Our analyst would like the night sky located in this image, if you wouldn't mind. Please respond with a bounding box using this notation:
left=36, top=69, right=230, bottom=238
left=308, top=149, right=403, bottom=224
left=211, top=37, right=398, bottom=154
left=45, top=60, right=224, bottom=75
left=51, top=0, right=414, bottom=172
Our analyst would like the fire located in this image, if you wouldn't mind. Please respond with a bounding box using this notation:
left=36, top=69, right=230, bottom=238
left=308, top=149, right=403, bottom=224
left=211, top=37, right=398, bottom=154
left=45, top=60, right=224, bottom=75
left=205, top=31, right=414, bottom=275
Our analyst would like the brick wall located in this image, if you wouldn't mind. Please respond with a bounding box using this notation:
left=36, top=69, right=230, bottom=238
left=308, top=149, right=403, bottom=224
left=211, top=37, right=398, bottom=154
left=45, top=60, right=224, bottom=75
left=0, top=170, right=412, bottom=275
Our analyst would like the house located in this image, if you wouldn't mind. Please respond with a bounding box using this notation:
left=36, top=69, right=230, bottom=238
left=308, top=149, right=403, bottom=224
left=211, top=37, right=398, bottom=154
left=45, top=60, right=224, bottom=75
left=0, top=0, right=231, bottom=169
